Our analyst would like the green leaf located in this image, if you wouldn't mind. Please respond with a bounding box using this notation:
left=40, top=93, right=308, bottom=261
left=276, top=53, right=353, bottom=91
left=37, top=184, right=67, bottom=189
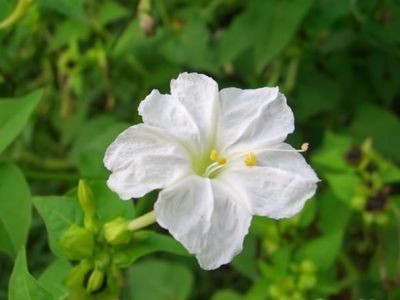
left=38, top=259, right=72, bottom=299
left=212, top=290, right=243, bottom=300
left=296, top=231, right=343, bottom=271
left=33, top=196, right=83, bottom=259
left=325, top=173, right=360, bottom=203
left=293, top=68, right=342, bottom=122
left=160, top=8, right=217, bottom=72
left=0, top=162, right=31, bottom=259
left=9, top=248, right=55, bottom=300
left=97, top=1, right=129, bottom=26
left=127, top=259, right=193, bottom=300
left=317, top=191, right=352, bottom=234
left=253, top=0, right=314, bottom=73
left=218, top=0, right=314, bottom=72
left=115, top=231, right=189, bottom=267
left=349, top=104, right=400, bottom=162
left=38, top=0, right=86, bottom=20
left=78, top=122, right=129, bottom=179
left=0, top=90, right=42, bottom=155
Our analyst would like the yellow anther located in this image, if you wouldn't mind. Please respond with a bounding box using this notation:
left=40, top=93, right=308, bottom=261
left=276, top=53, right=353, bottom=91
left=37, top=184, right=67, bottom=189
left=210, top=149, right=218, bottom=161
left=245, top=153, right=256, bottom=167
left=217, top=157, right=227, bottom=165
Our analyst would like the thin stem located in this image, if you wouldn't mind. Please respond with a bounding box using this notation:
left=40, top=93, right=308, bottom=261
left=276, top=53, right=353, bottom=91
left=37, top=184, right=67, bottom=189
left=128, top=210, right=157, bottom=231
left=0, top=0, right=34, bottom=30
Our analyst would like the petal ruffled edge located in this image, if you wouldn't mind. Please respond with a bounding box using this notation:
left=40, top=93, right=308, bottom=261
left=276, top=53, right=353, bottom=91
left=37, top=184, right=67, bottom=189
left=104, top=124, right=192, bottom=199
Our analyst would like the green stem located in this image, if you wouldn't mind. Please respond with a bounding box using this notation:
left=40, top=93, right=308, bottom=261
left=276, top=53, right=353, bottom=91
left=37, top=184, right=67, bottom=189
left=128, top=211, right=157, bottom=231
left=0, top=0, right=34, bottom=30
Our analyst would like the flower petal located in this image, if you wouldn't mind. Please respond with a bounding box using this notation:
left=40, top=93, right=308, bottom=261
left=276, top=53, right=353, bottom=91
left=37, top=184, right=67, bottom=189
left=104, top=124, right=192, bottom=199
left=138, top=73, right=219, bottom=155
left=216, top=87, right=294, bottom=155
left=219, top=145, right=319, bottom=219
left=155, top=175, right=252, bottom=270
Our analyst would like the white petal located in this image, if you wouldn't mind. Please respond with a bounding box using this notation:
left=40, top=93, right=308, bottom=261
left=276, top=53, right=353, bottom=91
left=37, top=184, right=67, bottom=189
left=219, top=145, right=319, bottom=219
left=216, top=87, right=294, bottom=155
left=155, top=175, right=252, bottom=270
left=138, top=73, right=219, bottom=155
left=104, top=124, right=192, bottom=199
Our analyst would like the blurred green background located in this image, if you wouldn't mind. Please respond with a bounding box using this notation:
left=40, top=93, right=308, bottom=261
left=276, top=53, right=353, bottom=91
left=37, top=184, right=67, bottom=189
left=1, top=0, right=400, bottom=299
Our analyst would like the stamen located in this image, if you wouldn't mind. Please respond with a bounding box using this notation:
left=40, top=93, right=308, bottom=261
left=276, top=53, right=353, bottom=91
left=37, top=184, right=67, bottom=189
left=301, top=143, right=309, bottom=151
left=245, top=153, right=256, bottom=167
left=210, top=149, right=218, bottom=161
left=217, top=157, right=227, bottom=165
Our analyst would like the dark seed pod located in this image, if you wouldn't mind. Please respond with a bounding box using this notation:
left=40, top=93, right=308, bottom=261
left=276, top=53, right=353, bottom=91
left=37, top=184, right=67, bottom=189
left=344, top=145, right=362, bottom=166
left=366, top=162, right=378, bottom=173
left=366, top=187, right=391, bottom=212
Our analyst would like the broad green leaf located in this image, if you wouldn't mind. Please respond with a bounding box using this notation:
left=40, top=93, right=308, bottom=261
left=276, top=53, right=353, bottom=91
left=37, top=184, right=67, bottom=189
left=293, top=67, right=342, bottom=122
left=0, top=89, right=42, bottom=155
left=325, top=173, right=360, bottom=203
left=38, top=0, right=86, bottom=20
left=97, top=1, right=129, bottom=27
left=33, top=196, right=83, bottom=259
left=295, top=231, right=343, bottom=271
left=78, top=122, right=129, bottom=179
left=0, top=162, right=31, bottom=259
left=212, top=290, right=243, bottom=300
left=317, top=191, right=352, bottom=234
left=38, top=259, right=72, bottom=299
left=349, top=105, right=400, bottom=162
left=9, top=248, right=55, bottom=300
left=219, top=0, right=314, bottom=72
left=115, top=231, right=189, bottom=267
left=127, top=259, right=193, bottom=300
left=253, top=0, right=314, bottom=73
left=159, top=8, right=217, bottom=72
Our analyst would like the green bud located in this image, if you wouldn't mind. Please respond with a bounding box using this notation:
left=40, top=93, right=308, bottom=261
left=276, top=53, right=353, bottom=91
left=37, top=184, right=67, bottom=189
left=350, top=195, right=366, bottom=211
left=86, top=268, right=105, bottom=294
left=112, top=250, right=132, bottom=268
left=104, top=217, right=132, bottom=246
left=300, top=260, right=317, bottom=274
left=78, top=180, right=95, bottom=216
left=297, top=274, right=317, bottom=291
left=64, top=259, right=94, bottom=288
left=132, top=230, right=154, bottom=242
left=59, top=225, right=94, bottom=260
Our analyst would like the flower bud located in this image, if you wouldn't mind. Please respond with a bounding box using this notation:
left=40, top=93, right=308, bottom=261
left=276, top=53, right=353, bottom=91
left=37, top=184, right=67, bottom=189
left=78, top=180, right=95, bottom=216
left=64, top=259, right=94, bottom=288
left=300, top=260, right=317, bottom=275
left=111, top=250, right=131, bottom=268
left=104, top=217, right=132, bottom=246
left=59, top=225, right=94, bottom=260
left=297, top=274, right=317, bottom=291
left=86, top=268, right=106, bottom=294
left=132, top=230, right=153, bottom=242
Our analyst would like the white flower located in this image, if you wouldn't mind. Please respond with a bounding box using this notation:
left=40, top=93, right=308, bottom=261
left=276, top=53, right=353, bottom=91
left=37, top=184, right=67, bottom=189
left=104, top=73, right=319, bottom=270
